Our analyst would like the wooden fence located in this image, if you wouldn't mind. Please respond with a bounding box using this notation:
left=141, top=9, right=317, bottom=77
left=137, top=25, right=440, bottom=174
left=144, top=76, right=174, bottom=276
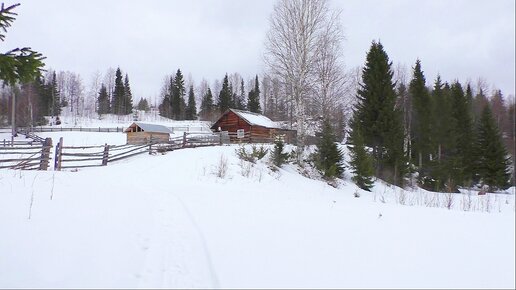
left=54, top=132, right=227, bottom=170
left=1, top=131, right=267, bottom=171
left=22, top=126, right=126, bottom=133
left=0, top=138, right=52, bottom=170
left=54, top=137, right=150, bottom=170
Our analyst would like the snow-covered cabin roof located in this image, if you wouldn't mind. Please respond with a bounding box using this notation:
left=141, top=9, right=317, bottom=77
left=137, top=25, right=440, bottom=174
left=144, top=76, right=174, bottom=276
left=229, top=109, right=281, bottom=129
left=124, top=122, right=173, bottom=134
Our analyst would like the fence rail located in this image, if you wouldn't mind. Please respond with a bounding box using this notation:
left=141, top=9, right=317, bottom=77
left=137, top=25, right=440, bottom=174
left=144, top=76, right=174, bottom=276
left=0, top=138, right=52, bottom=170
left=1, top=130, right=268, bottom=171
left=20, top=126, right=126, bottom=133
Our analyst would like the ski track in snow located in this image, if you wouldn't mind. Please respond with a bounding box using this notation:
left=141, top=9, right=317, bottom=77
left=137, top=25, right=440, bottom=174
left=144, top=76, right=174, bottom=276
left=137, top=188, right=218, bottom=289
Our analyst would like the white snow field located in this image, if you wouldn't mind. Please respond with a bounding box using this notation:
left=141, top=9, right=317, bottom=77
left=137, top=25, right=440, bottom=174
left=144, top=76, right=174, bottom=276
left=0, top=130, right=515, bottom=288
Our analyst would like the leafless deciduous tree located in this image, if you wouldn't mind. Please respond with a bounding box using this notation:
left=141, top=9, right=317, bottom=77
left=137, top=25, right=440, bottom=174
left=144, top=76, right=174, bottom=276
left=264, top=0, right=344, bottom=155
left=311, top=8, right=346, bottom=118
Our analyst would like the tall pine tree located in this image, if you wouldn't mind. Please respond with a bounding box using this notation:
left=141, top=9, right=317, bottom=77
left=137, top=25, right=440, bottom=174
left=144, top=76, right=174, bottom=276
left=200, top=87, right=215, bottom=121
left=247, top=75, right=261, bottom=113
left=123, top=74, right=133, bottom=114
left=97, top=84, right=110, bottom=115
left=185, top=85, right=197, bottom=120
left=218, top=74, right=232, bottom=113
left=111, top=67, right=125, bottom=115
left=351, top=41, right=406, bottom=185
left=426, top=77, right=454, bottom=191
left=171, top=69, right=185, bottom=120
left=409, top=59, right=432, bottom=171
left=49, top=71, right=61, bottom=117
left=449, top=81, right=475, bottom=187
left=475, top=105, right=511, bottom=190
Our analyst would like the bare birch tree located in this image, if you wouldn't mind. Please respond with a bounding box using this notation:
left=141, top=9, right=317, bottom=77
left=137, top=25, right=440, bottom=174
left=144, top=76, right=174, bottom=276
left=264, top=0, right=342, bottom=157
left=312, top=8, right=346, bottom=118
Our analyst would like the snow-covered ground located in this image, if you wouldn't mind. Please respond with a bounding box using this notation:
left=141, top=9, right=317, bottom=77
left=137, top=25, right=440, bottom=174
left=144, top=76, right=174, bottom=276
left=0, top=131, right=514, bottom=288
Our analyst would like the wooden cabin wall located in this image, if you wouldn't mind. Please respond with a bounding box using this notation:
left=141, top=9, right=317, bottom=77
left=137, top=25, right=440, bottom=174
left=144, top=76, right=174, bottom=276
left=126, top=132, right=169, bottom=144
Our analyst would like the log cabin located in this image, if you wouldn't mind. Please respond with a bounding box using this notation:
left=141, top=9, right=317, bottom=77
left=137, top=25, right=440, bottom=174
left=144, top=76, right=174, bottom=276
left=124, top=122, right=172, bottom=144
left=211, top=109, right=297, bottom=143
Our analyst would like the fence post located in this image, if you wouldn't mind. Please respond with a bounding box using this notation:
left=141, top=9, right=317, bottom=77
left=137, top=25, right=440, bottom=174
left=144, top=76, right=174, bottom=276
left=55, top=137, right=63, bottom=171
left=102, top=143, right=110, bottom=166
left=38, top=138, right=52, bottom=170
left=182, top=132, right=187, bottom=148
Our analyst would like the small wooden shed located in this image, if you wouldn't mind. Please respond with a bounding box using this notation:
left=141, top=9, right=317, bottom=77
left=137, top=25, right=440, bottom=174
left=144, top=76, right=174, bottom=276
left=211, top=109, right=297, bottom=143
left=124, top=122, right=172, bottom=144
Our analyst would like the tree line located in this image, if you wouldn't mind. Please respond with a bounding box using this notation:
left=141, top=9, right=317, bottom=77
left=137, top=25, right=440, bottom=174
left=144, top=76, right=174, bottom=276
left=347, top=41, right=513, bottom=192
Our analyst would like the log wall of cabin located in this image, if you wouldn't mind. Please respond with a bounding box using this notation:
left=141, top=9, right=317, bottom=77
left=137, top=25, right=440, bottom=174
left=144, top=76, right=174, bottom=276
left=212, top=111, right=297, bottom=144
left=213, top=111, right=252, bottom=133
left=126, top=132, right=169, bottom=144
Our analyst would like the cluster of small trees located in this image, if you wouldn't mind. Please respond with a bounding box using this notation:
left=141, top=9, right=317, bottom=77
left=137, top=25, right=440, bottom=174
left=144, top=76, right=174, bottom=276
left=97, top=67, right=133, bottom=116
left=348, top=41, right=512, bottom=192
left=158, top=69, right=196, bottom=120
left=158, top=70, right=264, bottom=122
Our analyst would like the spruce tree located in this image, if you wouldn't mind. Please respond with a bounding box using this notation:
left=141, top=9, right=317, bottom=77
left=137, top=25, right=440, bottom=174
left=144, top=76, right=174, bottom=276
left=316, top=119, right=344, bottom=178
left=348, top=123, right=374, bottom=191
left=35, top=75, right=51, bottom=116
left=409, top=59, right=432, bottom=170
left=171, top=69, right=185, bottom=120
left=236, top=79, right=246, bottom=110
left=111, top=67, right=125, bottom=115
left=185, top=85, right=197, bottom=120
left=137, top=98, right=150, bottom=112
left=472, top=88, right=488, bottom=123
left=218, top=74, right=232, bottom=113
left=123, top=74, right=133, bottom=114
left=475, top=105, right=511, bottom=190
left=272, top=135, right=289, bottom=167
left=200, top=87, right=215, bottom=120
left=247, top=75, right=261, bottom=113
left=0, top=3, right=45, bottom=86
left=450, top=81, right=475, bottom=186
left=351, top=41, right=406, bottom=185
left=50, top=71, right=61, bottom=116
left=97, top=84, right=110, bottom=115
left=427, top=77, right=454, bottom=191
left=158, top=94, right=172, bottom=118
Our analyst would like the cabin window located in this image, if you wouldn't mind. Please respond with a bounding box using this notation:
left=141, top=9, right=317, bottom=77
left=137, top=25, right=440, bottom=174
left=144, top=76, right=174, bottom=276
left=237, top=129, right=245, bottom=138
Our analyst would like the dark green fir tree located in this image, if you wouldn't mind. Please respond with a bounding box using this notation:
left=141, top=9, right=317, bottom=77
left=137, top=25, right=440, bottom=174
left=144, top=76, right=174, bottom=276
left=171, top=69, right=186, bottom=120
left=351, top=40, right=406, bottom=185
left=111, top=67, right=125, bottom=115
left=185, top=85, right=197, bottom=120
left=475, top=105, right=511, bottom=191
left=218, top=74, right=232, bottom=113
left=137, top=98, right=150, bottom=112
left=123, top=74, right=133, bottom=114
left=97, top=84, right=110, bottom=115
left=200, top=87, right=215, bottom=120
left=316, top=119, right=344, bottom=179
left=347, top=124, right=374, bottom=191
left=247, top=75, right=261, bottom=113
left=450, top=81, right=475, bottom=187
left=409, top=59, right=432, bottom=170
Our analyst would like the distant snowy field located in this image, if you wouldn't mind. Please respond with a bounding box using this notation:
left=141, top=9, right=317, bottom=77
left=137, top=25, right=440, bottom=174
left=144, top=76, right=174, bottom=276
left=0, top=129, right=515, bottom=288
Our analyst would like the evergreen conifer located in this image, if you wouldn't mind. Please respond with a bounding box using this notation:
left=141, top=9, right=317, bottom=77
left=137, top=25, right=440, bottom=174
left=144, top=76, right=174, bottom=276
left=475, top=105, right=511, bottom=190
left=348, top=124, right=374, bottom=191
left=185, top=85, right=197, bottom=120
left=316, top=119, right=344, bottom=178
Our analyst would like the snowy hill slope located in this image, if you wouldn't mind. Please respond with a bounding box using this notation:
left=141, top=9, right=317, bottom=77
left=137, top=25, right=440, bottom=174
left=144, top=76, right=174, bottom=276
left=0, top=136, right=515, bottom=288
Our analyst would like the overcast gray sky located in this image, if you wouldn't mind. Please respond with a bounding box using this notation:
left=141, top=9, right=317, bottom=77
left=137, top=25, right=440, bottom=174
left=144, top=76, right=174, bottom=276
left=4, top=0, right=515, bottom=102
